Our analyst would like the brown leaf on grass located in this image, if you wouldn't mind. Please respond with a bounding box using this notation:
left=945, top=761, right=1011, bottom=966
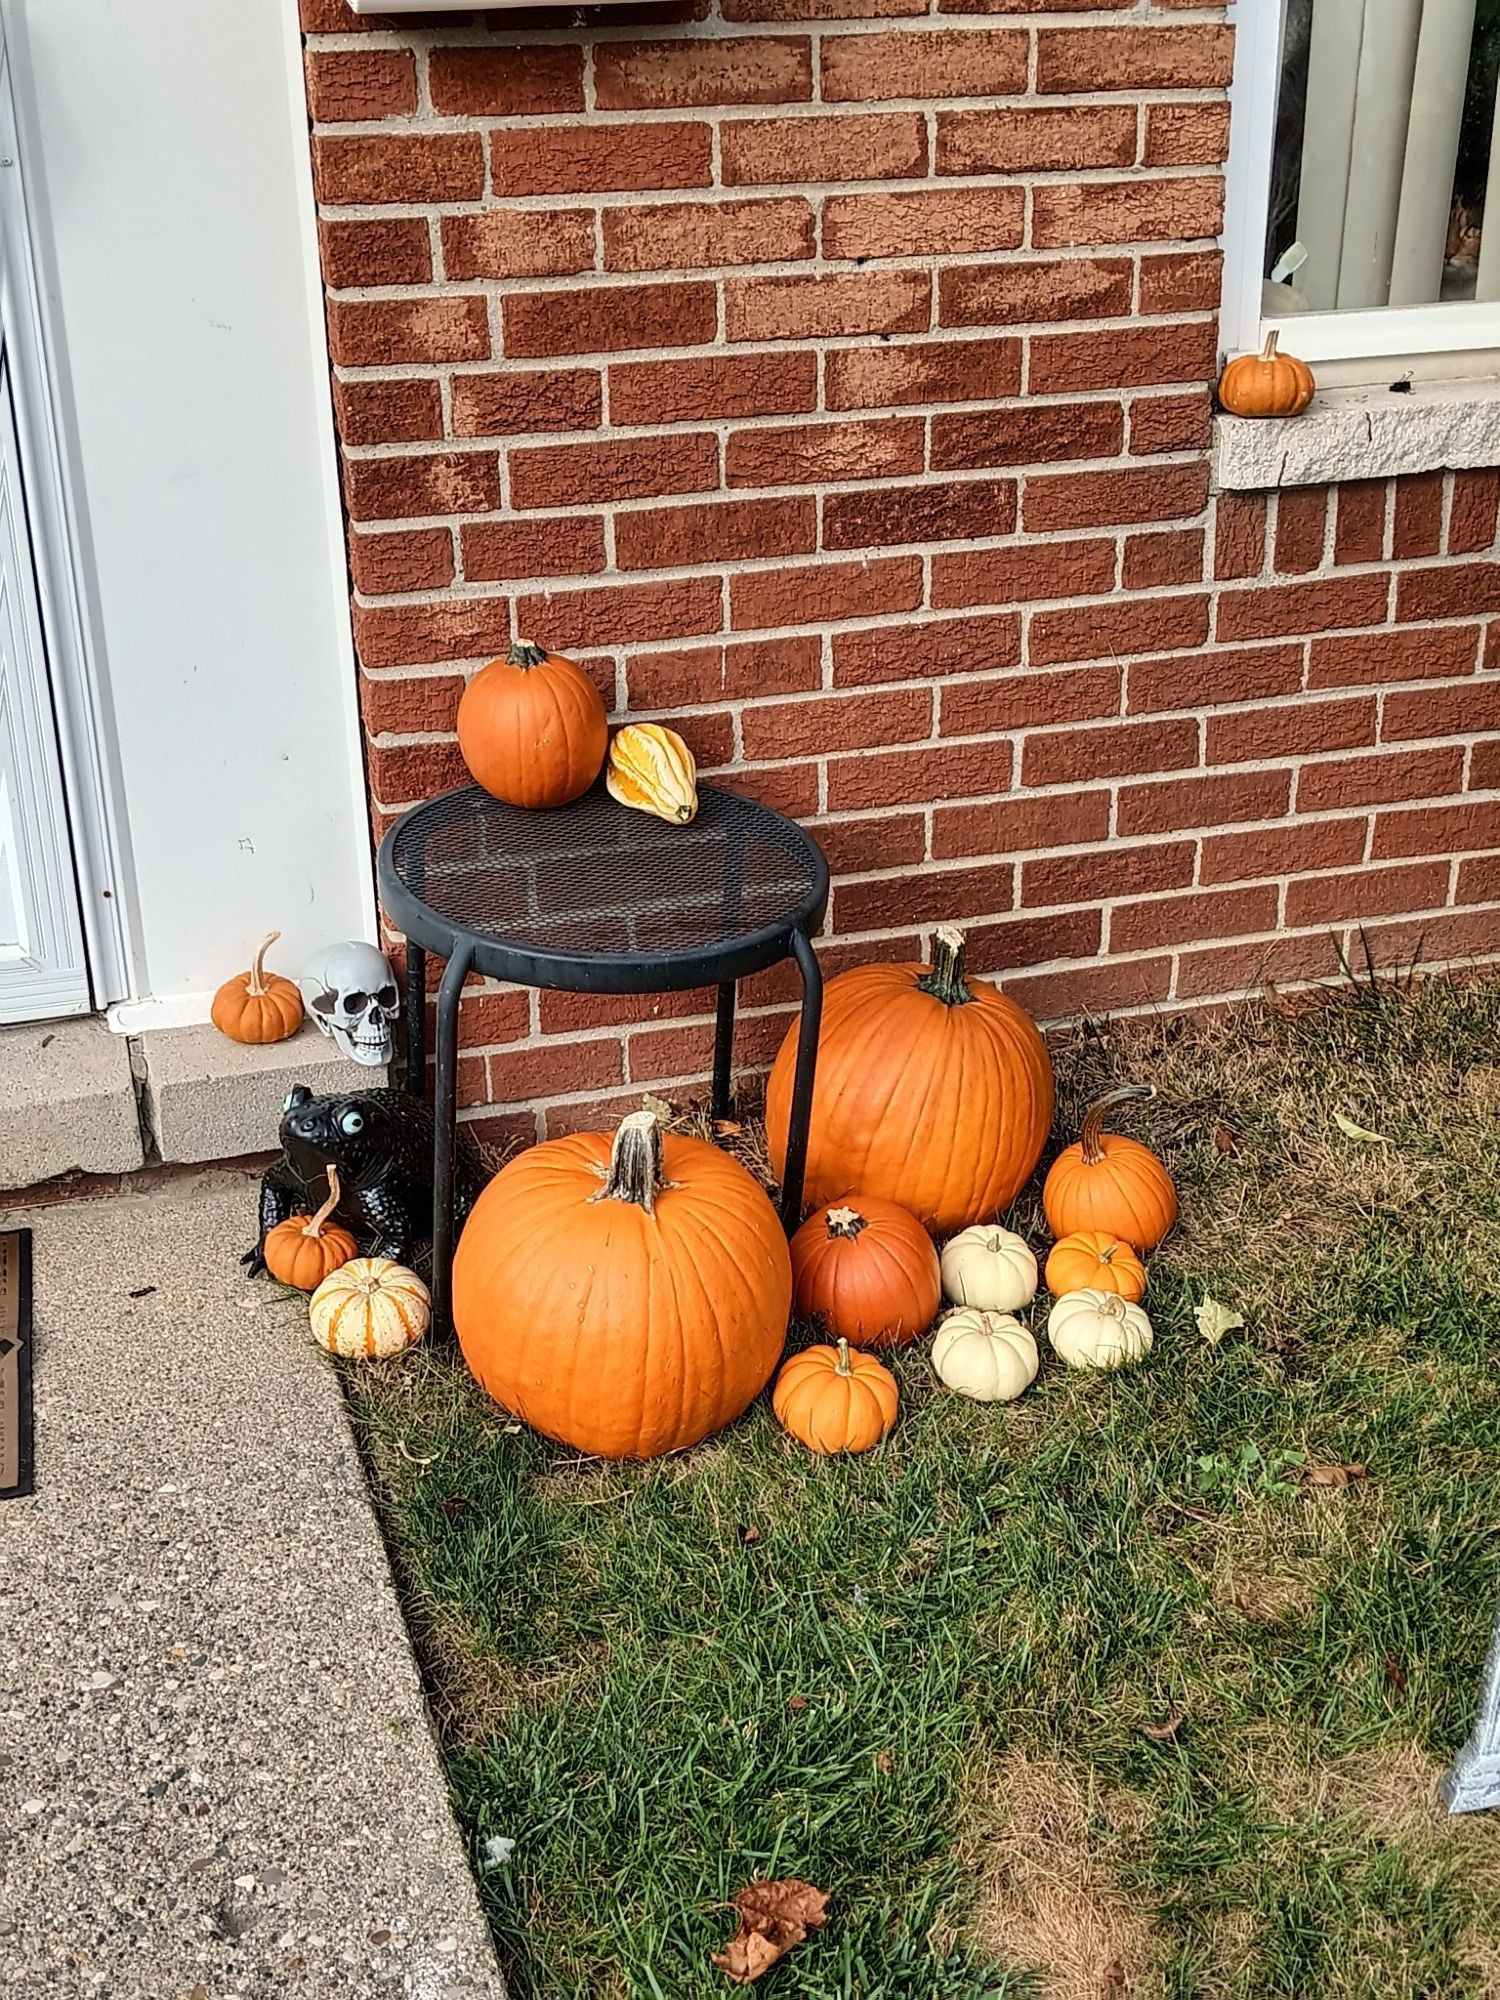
left=1102, top=1958, right=1129, bottom=1998
left=876, top=1749, right=895, bottom=1774
left=1212, top=1125, right=1240, bottom=1157
left=1385, top=1653, right=1409, bottom=1695
left=438, top=1496, right=468, bottom=1520
left=737, top=1524, right=761, bottom=1545
left=1138, top=1714, right=1183, bottom=1744
left=713, top=1118, right=744, bottom=1137
left=712, top=1878, right=829, bottom=1984
left=1301, top=1462, right=1368, bottom=1489
left=787, top=1694, right=808, bottom=1713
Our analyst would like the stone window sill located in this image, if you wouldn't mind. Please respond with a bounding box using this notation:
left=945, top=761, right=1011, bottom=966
left=1213, top=377, right=1500, bottom=492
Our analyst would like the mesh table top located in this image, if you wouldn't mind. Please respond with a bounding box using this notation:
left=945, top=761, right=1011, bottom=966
left=378, top=781, right=829, bottom=992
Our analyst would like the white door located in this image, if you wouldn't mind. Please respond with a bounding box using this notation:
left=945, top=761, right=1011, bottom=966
left=0, top=346, right=88, bottom=1021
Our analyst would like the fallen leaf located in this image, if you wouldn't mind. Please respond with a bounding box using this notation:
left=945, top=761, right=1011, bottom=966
left=1301, top=1462, right=1367, bottom=1490
left=1385, top=1653, right=1409, bottom=1696
left=1102, top=1958, right=1129, bottom=1998
left=1334, top=1110, right=1390, bottom=1145
left=712, top=1878, right=828, bottom=1985
left=787, top=1694, right=808, bottom=1713
left=875, top=1749, right=894, bottom=1774
left=713, top=1118, right=744, bottom=1137
left=737, top=1524, right=762, bottom=1545
left=1138, top=1714, right=1183, bottom=1743
left=1196, top=1296, right=1245, bottom=1348
left=438, top=1496, right=468, bottom=1520
left=1212, top=1125, right=1240, bottom=1157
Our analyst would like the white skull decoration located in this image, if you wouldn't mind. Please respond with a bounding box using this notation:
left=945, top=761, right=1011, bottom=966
left=299, top=941, right=399, bottom=1067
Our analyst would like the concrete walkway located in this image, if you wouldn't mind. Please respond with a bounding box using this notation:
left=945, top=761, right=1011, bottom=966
left=0, top=1173, right=505, bottom=1999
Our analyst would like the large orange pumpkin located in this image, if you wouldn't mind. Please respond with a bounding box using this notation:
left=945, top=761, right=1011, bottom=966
left=456, top=638, right=608, bottom=809
left=790, top=1197, right=940, bottom=1349
left=765, top=926, right=1053, bottom=1234
left=1042, top=1086, right=1178, bottom=1251
left=453, top=1110, right=791, bottom=1459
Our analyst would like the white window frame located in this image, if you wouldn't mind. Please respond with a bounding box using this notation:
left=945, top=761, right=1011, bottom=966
left=1221, top=0, right=1500, bottom=368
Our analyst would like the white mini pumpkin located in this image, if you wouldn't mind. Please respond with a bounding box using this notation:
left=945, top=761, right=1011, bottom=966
left=931, top=1309, right=1038, bottom=1403
left=1046, top=1288, right=1153, bottom=1371
left=939, top=1224, right=1037, bottom=1312
left=310, top=1257, right=430, bottom=1359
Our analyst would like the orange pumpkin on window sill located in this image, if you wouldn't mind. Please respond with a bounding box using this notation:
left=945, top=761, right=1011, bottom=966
left=1216, top=331, right=1316, bottom=419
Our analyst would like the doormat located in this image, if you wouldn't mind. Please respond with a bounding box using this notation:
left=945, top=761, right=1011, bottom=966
left=0, top=1229, right=33, bottom=1498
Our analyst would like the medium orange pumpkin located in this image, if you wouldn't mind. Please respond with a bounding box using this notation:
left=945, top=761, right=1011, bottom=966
left=773, top=1338, right=898, bottom=1455
left=1044, top=1229, right=1147, bottom=1304
left=790, top=1197, right=940, bottom=1349
left=1216, top=331, right=1315, bottom=419
left=765, top=925, right=1053, bottom=1234
left=263, top=1164, right=358, bottom=1291
left=456, top=638, right=608, bottom=809
left=1042, top=1086, right=1178, bottom=1252
left=453, top=1110, right=790, bottom=1459
left=211, top=932, right=303, bottom=1045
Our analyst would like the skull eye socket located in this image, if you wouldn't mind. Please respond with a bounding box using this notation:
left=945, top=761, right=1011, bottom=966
left=375, top=984, right=398, bottom=1010
left=339, top=1108, right=365, bottom=1138
left=342, top=989, right=369, bottom=1014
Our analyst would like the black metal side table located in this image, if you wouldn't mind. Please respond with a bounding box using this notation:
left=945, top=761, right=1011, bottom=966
left=376, top=781, right=830, bottom=1326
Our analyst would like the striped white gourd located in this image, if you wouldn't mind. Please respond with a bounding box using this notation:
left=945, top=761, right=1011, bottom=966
left=309, top=1257, right=430, bottom=1359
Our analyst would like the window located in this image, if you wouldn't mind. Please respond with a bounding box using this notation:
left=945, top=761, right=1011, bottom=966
left=1225, top=0, right=1500, bottom=366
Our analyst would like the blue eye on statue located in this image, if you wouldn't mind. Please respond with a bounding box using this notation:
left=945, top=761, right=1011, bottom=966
left=339, top=1108, right=365, bottom=1138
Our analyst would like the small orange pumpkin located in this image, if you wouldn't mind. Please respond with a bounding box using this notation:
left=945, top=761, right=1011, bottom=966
left=211, top=932, right=303, bottom=1045
left=456, top=638, right=608, bottom=809
left=790, top=1197, right=940, bottom=1349
left=1216, top=331, right=1315, bottom=419
left=263, top=1164, right=358, bottom=1291
left=773, top=1338, right=898, bottom=1456
left=1044, top=1229, right=1147, bottom=1305
left=1043, top=1086, right=1178, bottom=1252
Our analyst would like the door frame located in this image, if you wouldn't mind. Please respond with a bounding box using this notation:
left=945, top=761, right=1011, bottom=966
left=0, top=37, right=131, bottom=1008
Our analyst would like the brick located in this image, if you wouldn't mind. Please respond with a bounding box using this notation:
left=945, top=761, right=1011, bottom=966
left=1029, top=321, right=1218, bottom=394
left=1144, top=101, right=1231, bottom=167
left=825, top=337, right=1021, bottom=412
left=1206, top=698, right=1376, bottom=764
left=731, top=555, right=924, bottom=631
left=442, top=210, right=595, bottom=281
left=1023, top=840, right=1194, bottom=909
left=460, top=517, right=607, bottom=583
left=457, top=989, right=531, bottom=1048
left=651, top=709, right=736, bottom=767
left=941, top=665, right=1120, bottom=735
left=1284, top=860, right=1449, bottom=929
left=1449, top=470, right=1500, bottom=555
left=350, top=529, right=454, bottom=597
left=624, top=1021, right=717, bottom=1088
left=625, top=635, right=822, bottom=710
left=1110, top=884, right=1277, bottom=955
left=941, top=257, right=1132, bottom=329
left=1201, top=818, right=1369, bottom=885
left=1037, top=25, right=1235, bottom=93
left=1397, top=561, right=1500, bottom=621
left=1273, top=488, right=1328, bottom=576
left=540, top=1089, right=644, bottom=1140
left=1118, top=768, right=1290, bottom=837
left=359, top=671, right=464, bottom=737
left=815, top=812, right=929, bottom=877
left=1127, top=642, right=1303, bottom=715
left=1004, top=955, right=1173, bottom=1024
left=931, top=538, right=1116, bottom=609
left=1174, top=931, right=1346, bottom=1002
left=722, top=761, right=820, bottom=815
left=833, top=612, right=1021, bottom=684
left=1372, top=800, right=1500, bottom=859
left=1383, top=679, right=1500, bottom=742
left=301, top=0, right=381, bottom=30
left=1213, top=494, right=1267, bottom=581
left=725, top=416, right=924, bottom=487
left=539, top=987, right=708, bottom=1036
left=1475, top=729, right=1500, bottom=785
left=931, top=400, right=1123, bottom=471
left=1295, top=747, right=1466, bottom=814
left=1123, top=528, right=1204, bottom=591
left=726, top=268, right=929, bottom=342
left=1357, top=907, right=1500, bottom=966
left=610, top=351, right=817, bottom=425
left=504, top=281, right=717, bottom=358
left=1392, top=472, right=1445, bottom=560
left=1334, top=481, right=1388, bottom=566
left=313, top=133, right=485, bottom=206
left=1130, top=390, right=1213, bottom=456
left=614, top=495, right=817, bottom=569
left=1308, top=624, right=1481, bottom=689
left=516, top=576, right=724, bottom=648
left=327, top=298, right=489, bottom=368
left=1030, top=594, right=1210, bottom=667
left=486, top=1039, right=622, bottom=1109
left=333, top=378, right=443, bottom=447
left=822, top=28, right=1027, bottom=101
left=1216, top=574, right=1390, bottom=642
left=932, top=788, right=1111, bottom=861
left=721, top=112, right=927, bottom=185
left=937, top=105, right=1135, bottom=176
left=428, top=44, right=585, bottom=116
left=827, top=735, right=1011, bottom=813
left=834, top=860, right=1016, bottom=933
left=595, top=37, right=812, bottom=109
left=353, top=597, right=512, bottom=670
left=450, top=369, right=602, bottom=440
left=305, top=48, right=416, bottom=121
left=824, top=185, right=1024, bottom=260
left=509, top=432, right=718, bottom=509
left=1024, top=463, right=1209, bottom=535
left=726, top=0, right=926, bottom=16
left=1138, top=249, right=1223, bottom=314
left=1456, top=854, right=1500, bottom=903
left=1021, top=716, right=1198, bottom=787
left=319, top=218, right=431, bottom=290
left=1033, top=177, right=1223, bottom=249
left=490, top=122, right=712, bottom=197
left=823, top=477, right=1016, bottom=551
left=344, top=451, right=500, bottom=523
left=742, top=687, right=931, bottom=760
left=604, top=197, right=814, bottom=272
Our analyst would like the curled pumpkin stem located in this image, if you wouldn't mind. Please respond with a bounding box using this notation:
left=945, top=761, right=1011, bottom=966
left=246, top=932, right=279, bottom=999
left=596, top=1110, right=663, bottom=1214
left=825, top=1206, right=867, bottom=1240
left=303, top=1163, right=342, bottom=1240
left=1079, top=1085, right=1156, bottom=1166
left=917, top=925, right=973, bottom=1008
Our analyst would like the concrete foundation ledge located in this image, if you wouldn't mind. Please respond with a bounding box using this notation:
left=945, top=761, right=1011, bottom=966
left=137, top=1022, right=388, bottom=1166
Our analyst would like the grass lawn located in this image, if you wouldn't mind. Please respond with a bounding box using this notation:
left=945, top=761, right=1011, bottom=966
left=345, top=969, right=1500, bottom=1999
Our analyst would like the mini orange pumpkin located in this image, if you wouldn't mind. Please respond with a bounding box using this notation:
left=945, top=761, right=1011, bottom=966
left=790, top=1197, right=940, bottom=1349
left=263, top=1164, right=358, bottom=1291
left=1217, top=331, right=1315, bottom=419
left=1045, top=1229, right=1147, bottom=1305
left=773, top=1338, right=898, bottom=1455
left=456, top=638, right=608, bottom=809
left=211, top=932, right=304, bottom=1045
left=1043, top=1086, right=1178, bottom=1252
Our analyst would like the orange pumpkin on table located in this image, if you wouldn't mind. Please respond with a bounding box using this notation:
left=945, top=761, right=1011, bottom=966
left=211, top=932, right=303, bottom=1045
left=790, top=1197, right=940, bottom=1349
left=456, top=638, right=607, bottom=809
left=1043, top=1086, right=1177, bottom=1252
left=263, top=1164, right=358, bottom=1291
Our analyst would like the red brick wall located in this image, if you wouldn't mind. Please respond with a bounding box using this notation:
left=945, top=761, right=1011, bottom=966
left=300, top=0, right=1500, bottom=1146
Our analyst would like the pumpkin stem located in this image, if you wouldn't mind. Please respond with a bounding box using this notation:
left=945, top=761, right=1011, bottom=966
left=917, top=925, right=973, bottom=1008
left=1079, top=1085, right=1155, bottom=1165
left=826, top=1206, right=867, bottom=1240
left=834, top=1336, right=853, bottom=1378
left=1261, top=330, right=1281, bottom=362
left=303, top=1162, right=342, bottom=1240
left=508, top=639, right=547, bottom=671
left=596, top=1110, right=663, bottom=1214
left=246, top=931, right=279, bottom=999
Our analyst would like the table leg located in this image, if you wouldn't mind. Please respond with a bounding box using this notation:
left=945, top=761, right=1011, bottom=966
left=712, top=981, right=736, bottom=1121
left=431, top=942, right=471, bottom=1334
left=403, top=941, right=427, bottom=1102
left=780, top=928, right=822, bottom=1230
